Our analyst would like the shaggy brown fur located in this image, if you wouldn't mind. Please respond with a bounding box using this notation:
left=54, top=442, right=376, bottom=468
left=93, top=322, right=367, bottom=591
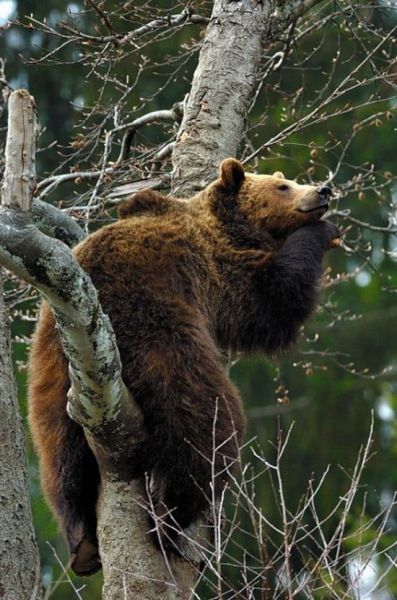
left=28, top=159, right=339, bottom=575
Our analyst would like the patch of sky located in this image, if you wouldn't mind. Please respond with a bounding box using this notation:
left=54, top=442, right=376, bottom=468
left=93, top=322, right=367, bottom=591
left=355, top=271, right=372, bottom=287
left=0, top=0, right=15, bottom=25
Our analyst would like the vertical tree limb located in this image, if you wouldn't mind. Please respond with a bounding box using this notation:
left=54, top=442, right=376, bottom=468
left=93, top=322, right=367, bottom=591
left=98, top=479, right=196, bottom=600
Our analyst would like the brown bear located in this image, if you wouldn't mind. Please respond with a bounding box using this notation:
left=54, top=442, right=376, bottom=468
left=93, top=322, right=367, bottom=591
left=28, top=158, right=339, bottom=575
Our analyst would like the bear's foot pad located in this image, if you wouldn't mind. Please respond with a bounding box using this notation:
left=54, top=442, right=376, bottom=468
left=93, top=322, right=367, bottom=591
left=71, top=540, right=101, bottom=576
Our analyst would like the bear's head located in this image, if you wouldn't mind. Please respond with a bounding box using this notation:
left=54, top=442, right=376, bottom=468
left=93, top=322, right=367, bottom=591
left=210, top=158, right=332, bottom=243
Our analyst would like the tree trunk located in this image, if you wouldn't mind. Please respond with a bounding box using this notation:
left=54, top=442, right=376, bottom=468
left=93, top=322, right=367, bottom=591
left=172, top=0, right=270, bottom=196
left=0, top=268, right=44, bottom=600
left=98, top=479, right=196, bottom=600
left=171, top=0, right=322, bottom=197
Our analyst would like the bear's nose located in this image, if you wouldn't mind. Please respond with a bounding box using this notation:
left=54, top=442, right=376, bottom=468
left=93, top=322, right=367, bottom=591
left=317, top=186, right=332, bottom=200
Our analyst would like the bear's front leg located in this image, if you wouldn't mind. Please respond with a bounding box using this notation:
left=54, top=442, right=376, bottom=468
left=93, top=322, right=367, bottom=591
left=251, top=221, right=340, bottom=353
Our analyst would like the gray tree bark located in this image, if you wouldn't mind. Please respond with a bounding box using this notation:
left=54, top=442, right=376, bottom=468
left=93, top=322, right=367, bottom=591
left=98, top=479, right=196, bottom=600
left=172, top=0, right=270, bottom=196
left=0, top=91, right=44, bottom=600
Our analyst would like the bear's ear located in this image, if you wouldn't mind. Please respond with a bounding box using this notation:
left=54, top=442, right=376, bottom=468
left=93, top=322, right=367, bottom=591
left=273, top=171, right=285, bottom=179
left=118, top=190, right=168, bottom=219
left=219, top=158, right=245, bottom=192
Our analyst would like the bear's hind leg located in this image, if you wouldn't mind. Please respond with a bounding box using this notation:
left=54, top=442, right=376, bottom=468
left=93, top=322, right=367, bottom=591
left=42, top=416, right=101, bottom=576
left=129, top=323, right=246, bottom=556
left=30, top=391, right=101, bottom=575
left=60, top=419, right=101, bottom=575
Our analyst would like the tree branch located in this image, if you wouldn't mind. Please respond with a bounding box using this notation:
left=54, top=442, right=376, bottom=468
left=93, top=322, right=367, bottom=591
left=269, top=0, right=324, bottom=35
left=107, top=175, right=170, bottom=199
left=36, top=104, right=182, bottom=199
left=31, top=198, right=85, bottom=246
left=31, top=7, right=209, bottom=55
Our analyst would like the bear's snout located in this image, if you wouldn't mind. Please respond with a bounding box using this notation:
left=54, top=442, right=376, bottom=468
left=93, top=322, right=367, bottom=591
left=295, top=186, right=331, bottom=214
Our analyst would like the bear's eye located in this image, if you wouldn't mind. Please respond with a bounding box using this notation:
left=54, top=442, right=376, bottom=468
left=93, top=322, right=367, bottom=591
left=277, top=184, right=289, bottom=192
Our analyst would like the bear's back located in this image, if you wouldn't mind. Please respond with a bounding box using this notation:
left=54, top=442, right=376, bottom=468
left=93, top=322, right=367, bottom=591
left=75, top=210, right=212, bottom=290
left=73, top=209, right=217, bottom=342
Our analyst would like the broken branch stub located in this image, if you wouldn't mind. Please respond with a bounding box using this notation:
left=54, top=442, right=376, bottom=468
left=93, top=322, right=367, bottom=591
left=1, top=89, right=39, bottom=210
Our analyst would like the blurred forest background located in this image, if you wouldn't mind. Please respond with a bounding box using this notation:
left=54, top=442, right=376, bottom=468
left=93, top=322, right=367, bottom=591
left=0, top=0, right=396, bottom=598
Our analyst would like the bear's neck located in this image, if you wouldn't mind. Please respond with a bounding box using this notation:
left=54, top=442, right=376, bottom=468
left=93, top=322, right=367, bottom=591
left=190, top=190, right=275, bottom=252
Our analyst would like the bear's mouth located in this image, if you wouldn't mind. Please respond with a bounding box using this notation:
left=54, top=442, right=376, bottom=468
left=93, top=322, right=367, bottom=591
left=296, top=203, right=329, bottom=214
